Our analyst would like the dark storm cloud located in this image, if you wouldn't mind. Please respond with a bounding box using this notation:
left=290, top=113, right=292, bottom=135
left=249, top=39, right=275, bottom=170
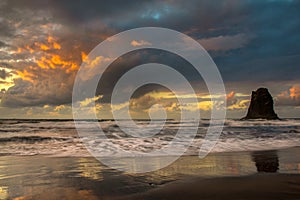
left=0, top=0, right=249, bottom=36
left=45, top=0, right=300, bottom=83
left=51, top=0, right=151, bottom=24
left=49, top=0, right=249, bottom=39
left=4, top=0, right=152, bottom=26
left=1, top=76, right=73, bottom=107
left=96, top=49, right=205, bottom=103
left=209, top=1, right=300, bottom=83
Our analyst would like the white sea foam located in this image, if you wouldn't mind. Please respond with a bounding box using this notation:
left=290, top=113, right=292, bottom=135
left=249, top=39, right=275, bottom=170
left=0, top=119, right=299, bottom=157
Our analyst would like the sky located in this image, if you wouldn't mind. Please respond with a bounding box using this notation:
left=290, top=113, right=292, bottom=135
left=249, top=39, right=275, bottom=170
left=0, top=0, right=299, bottom=119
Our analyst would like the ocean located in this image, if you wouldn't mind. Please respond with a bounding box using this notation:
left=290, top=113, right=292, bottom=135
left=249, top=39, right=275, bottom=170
left=0, top=119, right=299, bottom=157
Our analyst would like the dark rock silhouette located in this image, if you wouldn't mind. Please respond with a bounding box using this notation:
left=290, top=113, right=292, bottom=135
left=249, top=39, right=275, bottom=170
left=252, top=150, right=279, bottom=173
left=242, top=88, right=279, bottom=120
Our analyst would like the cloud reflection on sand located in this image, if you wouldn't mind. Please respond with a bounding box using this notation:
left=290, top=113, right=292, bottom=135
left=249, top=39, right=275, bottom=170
left=0, top=147, right=300, bottom=199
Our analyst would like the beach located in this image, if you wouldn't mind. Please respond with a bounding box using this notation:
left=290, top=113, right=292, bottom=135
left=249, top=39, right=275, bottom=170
left=0, top=147, right=300, bottom=200
left=0, top=119, right=299, bottom=199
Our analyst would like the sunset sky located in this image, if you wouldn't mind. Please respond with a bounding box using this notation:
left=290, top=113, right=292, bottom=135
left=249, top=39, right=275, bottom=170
left=0, top=0, right=299, bottom=119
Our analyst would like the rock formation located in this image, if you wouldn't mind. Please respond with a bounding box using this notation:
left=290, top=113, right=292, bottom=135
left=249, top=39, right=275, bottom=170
left=242, top=88, right=279, bottom=120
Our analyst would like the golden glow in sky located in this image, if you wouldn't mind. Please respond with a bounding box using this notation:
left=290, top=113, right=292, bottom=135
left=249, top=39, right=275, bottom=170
left=0, top=67, right=19, bottom=91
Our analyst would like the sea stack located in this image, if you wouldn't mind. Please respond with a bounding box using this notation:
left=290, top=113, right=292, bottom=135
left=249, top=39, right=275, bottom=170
left=242, top=88, right=279, bottom=120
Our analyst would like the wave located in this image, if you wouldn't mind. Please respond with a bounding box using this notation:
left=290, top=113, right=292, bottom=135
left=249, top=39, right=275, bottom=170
left=0, top=136, right=71, bottom=143
left=0, top=119, right=299, bottom=157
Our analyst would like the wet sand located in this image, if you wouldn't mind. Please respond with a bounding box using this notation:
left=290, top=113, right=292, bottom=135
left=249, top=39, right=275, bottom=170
left=0, top=147, right=300, bottom=200
left=122, top=173, right=300, bottom=200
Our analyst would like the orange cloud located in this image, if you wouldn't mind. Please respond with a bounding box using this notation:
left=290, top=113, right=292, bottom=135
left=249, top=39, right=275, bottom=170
left=22, top=36, right=62, bottom=53
left=81, top=51, right=88, bottom=62
left=277, top=85, right=300, bottom=106
left=25, top=45, right=35, bottom=53
left=35, top=54, right=78, bottom=72
left=53, top=42, right=61, bottom=50
left=39, top=43, right=50, bottom=51
left=290, top=86, right=300, bottom=99
left=226, top=91, right=235, bottom=99
left=16, top=69, right=35, bottom=83
left=48, top=36, right=61, bottom=49
left=226, top=91, right=237, bottom=106
left=47, top=36, right=54, bottom=43
left=17, top=36, right=79, bottom=83
left=17, top=47, right=23, bottom=53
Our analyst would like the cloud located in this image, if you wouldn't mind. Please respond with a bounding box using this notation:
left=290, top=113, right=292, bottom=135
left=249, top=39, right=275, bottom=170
left=131, top=40, right=152, bottom=47
left=1, top=35, right=79, bottom=107
left=198, top=34, right=252, bottom=51
left=132, top=96, right=155, bottom=111
left=79, top=96, right=103, bottom=107
left=0, top=41, right=9, bottom=48
left=225, top=91, right=250, bottom=110
left=0, top=68, right=11, bottom=79
left=91, top=48, right=206, bottom=104
left=227, top=100, right=249, bottom=111
left=0, top=18, right=15, bottom=37
left=276, top=85, right=300, bottom=106
left=0, top=103, right=73, bottom=119
left=0, top=3, right=114, bottom=107
left=290, top=86, right=300, bottom=99
left=226, top=91, right=237, bottom=106
left=0, top=33, right=83, bottom=107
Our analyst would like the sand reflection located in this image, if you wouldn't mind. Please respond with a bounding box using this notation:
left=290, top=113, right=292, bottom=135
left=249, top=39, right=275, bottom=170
left=252, top=150, right=279, bottom=173
left=75, top=158, right=104, bottom=180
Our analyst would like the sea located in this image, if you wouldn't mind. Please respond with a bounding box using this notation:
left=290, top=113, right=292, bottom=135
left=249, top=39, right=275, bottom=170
left=0, top=119, right=299, bottom=157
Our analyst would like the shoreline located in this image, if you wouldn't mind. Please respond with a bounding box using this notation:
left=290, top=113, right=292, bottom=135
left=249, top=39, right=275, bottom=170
left=0, top=147, right=299, bottom=199
left=4, top=144, right=299, bottom=158
left=120, top=147, right=300, bottom=199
